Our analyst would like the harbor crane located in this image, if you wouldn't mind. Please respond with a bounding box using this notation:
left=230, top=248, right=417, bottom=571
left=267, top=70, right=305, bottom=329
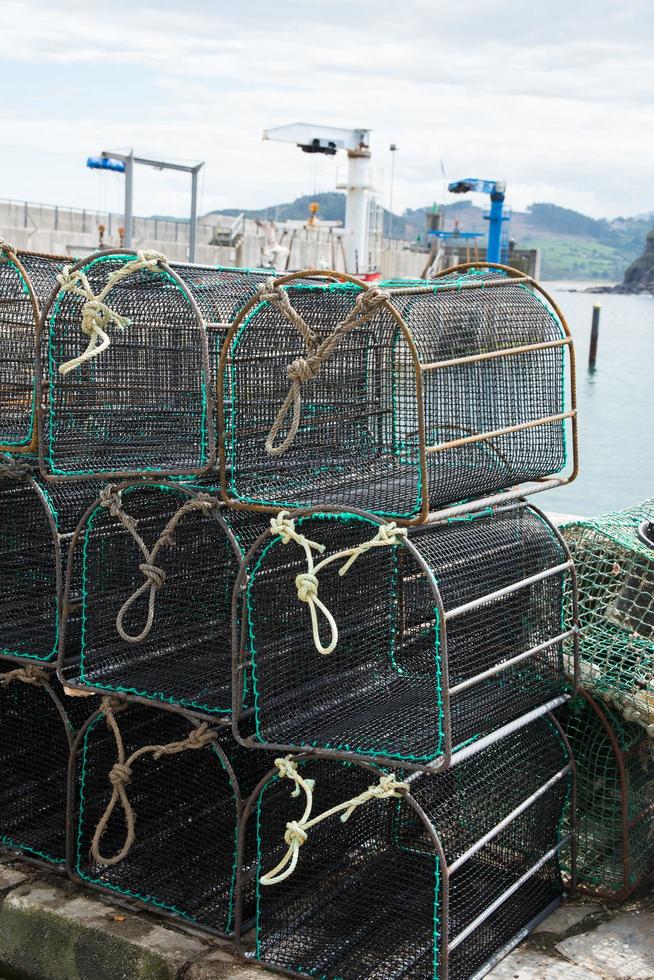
left=263, top=123, right=372, bottom=274
left=87, top=151, right=204, bottom=261
left=447, top=178, right=508, bottom=264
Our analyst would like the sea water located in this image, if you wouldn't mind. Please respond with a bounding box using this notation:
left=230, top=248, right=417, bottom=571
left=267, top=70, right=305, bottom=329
left=537, top=283, right=654, bottom=519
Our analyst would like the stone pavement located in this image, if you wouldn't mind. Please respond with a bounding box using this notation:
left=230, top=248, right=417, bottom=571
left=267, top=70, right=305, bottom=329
left=0, top=857, right=651, bottom=979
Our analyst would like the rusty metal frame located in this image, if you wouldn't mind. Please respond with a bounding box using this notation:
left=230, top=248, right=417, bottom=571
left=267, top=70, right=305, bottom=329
left=58, top=479, right=244, bottom=725
left=65, top=701, right=249, bottom=939
left=568, top=687, right=654, bottom=901
left=0, top=663, right=79, bottom=873
left=234, top=708, right=575, bottom=980
left=0, top=244, right=73, bottom=455
left=216, top=262, right=577, bottom=526
left=34, top=248, right=216, bottom=483
left=230, top=500, right=578, bottom=773
left=0, top=455, right=66, bottom=666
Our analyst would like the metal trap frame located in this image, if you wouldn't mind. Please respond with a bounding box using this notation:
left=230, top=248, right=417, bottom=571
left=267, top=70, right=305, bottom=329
left=0, top=661, right=93, bottom=871
left=561, top=687, right=654, bottom=900
left=232, top=500, right=579, bottom=772
left=236, top=709, right=575, bottom=980
left=562, top=498, right=654, bottom=735
left=59, top=480, right=268, bottom=719
left=68, top=697, right=272, bottom=937
left=217, top=262, right=577, bottom=524
left=0, top=453, right=99, bottom=664
left=0, top=241, right=70, bottom=454
left=36, top=248, right=215, bottom=481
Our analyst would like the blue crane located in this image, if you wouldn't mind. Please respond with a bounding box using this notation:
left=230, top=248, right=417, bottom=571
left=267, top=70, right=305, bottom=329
left=447, top=178, right=508, bottom=264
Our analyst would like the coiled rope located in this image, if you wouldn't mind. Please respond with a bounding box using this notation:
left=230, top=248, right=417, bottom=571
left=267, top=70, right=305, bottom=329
left=57, top=250, right=167, bottom=375
left=270, top=511, right=407, bottom=655
left=260, top=755, right=409, bottom=886
left=99, top=486, right=219, bottom=644
left=90, top=696, right=217, bottom=866
left=0, top=455, right=33, bottom=480
left=256, top=278, right=392, bottom=456
left=0, top=665, right=50, bottom=688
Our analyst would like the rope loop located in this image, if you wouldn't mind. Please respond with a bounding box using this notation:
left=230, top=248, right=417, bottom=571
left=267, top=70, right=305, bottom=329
left=98, top=490, right=218, bottom=645
left=57, top=250, right=168, bottom=375
left=91, top=702, right=218, bottom=867
left=0, top=665, right=50, bottom=688
left=0, top=238, right=16, bottom=256
left=270, top=513, right=408, bottom=656
left=260, top=767, right=409, bottom=886
left=261, top=278, right=394, bottom=456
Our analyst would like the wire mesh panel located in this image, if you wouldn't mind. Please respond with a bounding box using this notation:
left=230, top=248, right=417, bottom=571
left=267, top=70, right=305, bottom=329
left=234, top=501, right=577, bottom=770
left=244, top=714, right=572, bottom=980
left=0, top=455, right=100, bottom=663
left=71, top=699, right=271, bottom=935
left=60, top=481, right=268, bottom=716
left=563, top=499, right=654, bottom=735
left=37, top=249, right=214, bottom=480
left=218, top=264, right=576, bottom=523
left=0, top=663, right=91, bottom=867
left=0, top=243, right=70, bottom=453
left=170, top=262, right=271, bottom=372
left=560, top=690, right=654, bottom=899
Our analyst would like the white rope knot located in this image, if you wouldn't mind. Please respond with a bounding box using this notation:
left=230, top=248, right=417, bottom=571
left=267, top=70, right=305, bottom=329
left=295, top=572, right=318, bottom=603
left=270, top=511, right=325, bottom=553
left=340, top=774, right=410, bottom=822
left=337, top=522, right=408, bottom=576
left=57, top=250, right=168, bottom=375
left=284, top=820, right=308, bottom=848
left=0, top=238, right=16, bottom=256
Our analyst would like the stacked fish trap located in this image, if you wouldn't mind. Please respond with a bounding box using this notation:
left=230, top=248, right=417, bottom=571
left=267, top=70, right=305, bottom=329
left=0, top=246, right=582, bottom=976
left=561, top=499, right=654, bottom=900
left=560, top=690, right=653, bottom=899
left=563, top=499, right=654, bottom=734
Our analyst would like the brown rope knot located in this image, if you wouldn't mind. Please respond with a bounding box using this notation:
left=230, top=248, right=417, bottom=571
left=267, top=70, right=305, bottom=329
left=0, top=665, right=50, bottom=688
left=287, top=355, right=321, bottom=383
left=100, top=695, right=128, bottom=715
left=263, top=278, right=394, bottom=456
left=109, top=762, right=132, bottom=787
left=138, top=562, right=166, bottom=590
left=100, top=490, right=218, bottom=644
left=0, top=456, right=33, bottom=480
left=91, top=707, right=219, bottom=867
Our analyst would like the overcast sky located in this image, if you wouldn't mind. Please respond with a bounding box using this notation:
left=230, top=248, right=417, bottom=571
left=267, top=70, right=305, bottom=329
left=0, top=0, right=652, bottom=221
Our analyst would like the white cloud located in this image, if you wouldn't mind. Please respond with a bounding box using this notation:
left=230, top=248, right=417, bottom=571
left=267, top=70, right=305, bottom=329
left=0, top=0, right=652, bottom=219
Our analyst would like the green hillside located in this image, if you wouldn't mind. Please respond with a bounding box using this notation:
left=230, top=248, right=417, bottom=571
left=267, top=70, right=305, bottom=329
left=520, top=236, right=629, bottom=281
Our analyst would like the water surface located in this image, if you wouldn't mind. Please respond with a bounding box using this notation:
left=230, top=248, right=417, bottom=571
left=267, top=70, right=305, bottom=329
left=537, top=283, right=654, bottom=519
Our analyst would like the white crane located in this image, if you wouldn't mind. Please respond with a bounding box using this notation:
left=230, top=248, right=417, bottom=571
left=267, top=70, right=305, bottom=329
left=263, top=123, right=372, bottom=274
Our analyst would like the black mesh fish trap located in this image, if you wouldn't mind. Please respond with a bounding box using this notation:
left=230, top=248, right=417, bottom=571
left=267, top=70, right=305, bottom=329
left=560, top=689, right=654, bottom=900
left=563, top=499, right=654, bottom=735
left=0, top=662, right=92, bottom=868
left=0, top=454, right=99, bottom=663
left=233, top=501, right=578, bottom=770
left=37, top=249, right=214, bottom=481
left=60, top=481, right=268, bottom=717
left=70, top=699, right=271, bottom=935
left=0, top=242, right=69, bottom=453
left=243, top=713, right=573, bottom=980
left=170, top=261, right=271, bottom=367
left=218, top=263, right=577, bottom=523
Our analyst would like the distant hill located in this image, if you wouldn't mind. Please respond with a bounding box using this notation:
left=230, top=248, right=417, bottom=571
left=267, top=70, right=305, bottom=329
left=208, top=194, right=652, bottom=281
